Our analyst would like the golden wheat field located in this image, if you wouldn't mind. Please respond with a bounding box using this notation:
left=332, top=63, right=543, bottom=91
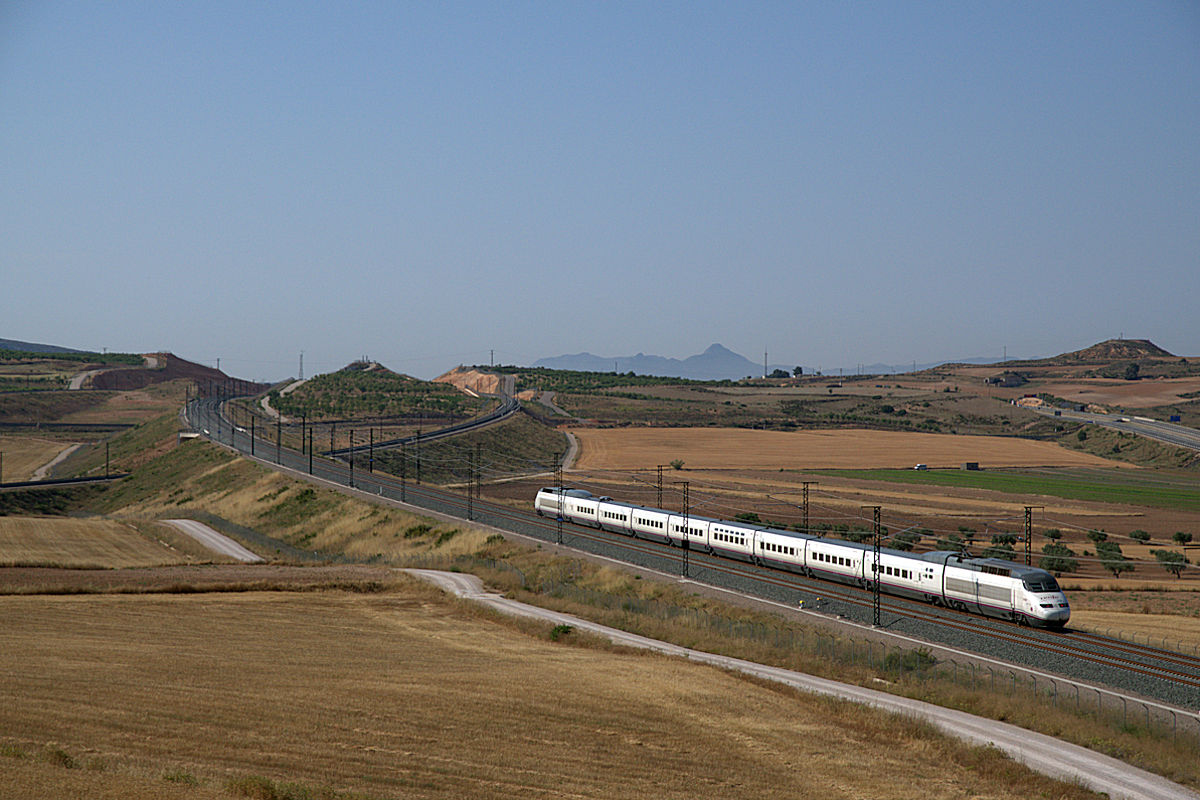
left=0, top=517, right=205, bottom=568
left=569, top=427, right=1124, bottom=471
left=0, top=579, right=1101, bottom=800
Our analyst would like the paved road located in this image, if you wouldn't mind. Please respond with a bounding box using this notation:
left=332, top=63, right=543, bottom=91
left=164, top=519, right=263, bottom=563
left=408, top=569, right=1198, bottom=800
left=1036, top=407, right=1200, bottom=451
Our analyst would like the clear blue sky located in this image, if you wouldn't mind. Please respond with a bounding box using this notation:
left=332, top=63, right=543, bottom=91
left=3, top=2, right=1198, bottom=380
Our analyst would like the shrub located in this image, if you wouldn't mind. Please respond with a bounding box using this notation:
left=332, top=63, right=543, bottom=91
left=549, top=624, right=573, bottom=641
left=1129, top=529, right=1151, bottom=543
left=163, top=768, right=199, bottom=785
left=883, top=647, right=936, bottom=673
left=39, top=746, right=76, bottom=769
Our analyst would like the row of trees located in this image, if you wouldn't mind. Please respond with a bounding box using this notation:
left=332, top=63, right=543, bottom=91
left=724, top=516, right=1192, bottom=578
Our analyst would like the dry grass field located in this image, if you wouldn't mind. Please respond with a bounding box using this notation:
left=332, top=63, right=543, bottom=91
left=0, top=578, right=1102, bottom=800
left=569, top=427, right=1124, bottom=471
left=59, top=383, right=189, bottom=425
left=0, top=435, right=79, bottom=482
left=0, top=517, right=225, bottom=568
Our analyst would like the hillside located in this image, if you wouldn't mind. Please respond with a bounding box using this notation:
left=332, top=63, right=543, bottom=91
left=269, top=361, right=492, bottom=422
left=0, top=337, right=85, bottom=355
left=1059, top=339, right=1175, bottom=362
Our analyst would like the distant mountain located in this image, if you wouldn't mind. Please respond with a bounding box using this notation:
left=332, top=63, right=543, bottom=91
left=534, top=344, right=795, bottom=381
left=0, top=337, right=85, bottom=354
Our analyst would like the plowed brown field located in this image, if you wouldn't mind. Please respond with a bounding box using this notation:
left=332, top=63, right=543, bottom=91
left=569, top=427, right=1125, bottom=471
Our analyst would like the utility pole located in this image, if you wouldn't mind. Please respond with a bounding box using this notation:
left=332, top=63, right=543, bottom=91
left=467, top=446, right=475, bottom=520
left=308, top=429, right=313, bottom=475
left=301, top=414, right=306, bottom=455
left=802, top=481, right=816, bottom=535
left=105, top=442, right=110, bottom=478
left=299, top=351, right=304, bottom=380
left=415, top=429, right=422, bottom=484
left=862, top=505, right=881, bottom=626
left=369, top=428, right=374, bottom=473
left=678, top=480, right=690, bottom=576
left=330, top=423, right=335, bottom=457
left=400, top=441, right=407, bottom=502
left=348, top=430, right=354, bottom=488
left=555, top=454, right=564, bottom=545
left=490, top=349, right=494, bottom=368
left=475, top=443, right=482, bottom=511
left=276, top=417, right=281, bottom=464
left=657, top=465, right=664, bottom=509
left=1024, top=506, right=1043, bottom=567
left=250, top=416, right=255, bottom=457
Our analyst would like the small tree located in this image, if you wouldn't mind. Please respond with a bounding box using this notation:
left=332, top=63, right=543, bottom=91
left=1128, top=529, right=1151, bottom=543
left=1086, top=529, right=1108, bottom=545
left=981, top=542, right=1016, bottom=560
left=1040, top=542, right=1079, bottom=575
left=669, top=459, right=685, bottom=470
left=1096, top=541, right=1133, bottom=578
left=792, top=366, right=803, bottom=377
left=936, top=532, right=965, bottom=552
left=1124, top=362, right=1140, bottom=381
left=1043, top=528, right=1062, bottom=541
left=1151, top=549, right=1189, bottom=579
left=1173, top=531, right=1193, bottom=546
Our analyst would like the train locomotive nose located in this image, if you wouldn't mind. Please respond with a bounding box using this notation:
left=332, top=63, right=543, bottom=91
left=1038, top=603, right=1070, bottom=626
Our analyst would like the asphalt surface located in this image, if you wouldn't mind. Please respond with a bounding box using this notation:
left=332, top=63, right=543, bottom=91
left=409, top=569, right=1199, bottom=800
left=1036, top=407, right=1200, bottom=451
left=164, top=518, right=264, bottom=562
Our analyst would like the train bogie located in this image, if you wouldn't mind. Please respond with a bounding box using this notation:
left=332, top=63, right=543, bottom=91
left=629, top=507, right=672, bottom=543
left=754, top=528, right=806, bottom=573
left=709, top=521, right=758, bottom=562
left=668, top=514, right=713, bottom=551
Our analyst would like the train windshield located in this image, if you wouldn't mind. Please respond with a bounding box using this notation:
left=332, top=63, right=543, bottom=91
left=1023, top=576, right=1061, bottom=593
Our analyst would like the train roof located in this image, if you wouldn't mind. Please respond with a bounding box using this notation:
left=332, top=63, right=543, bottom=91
left=923, top=551, right=1055, bottom=580
left=539, top=487, right=595, bottom=499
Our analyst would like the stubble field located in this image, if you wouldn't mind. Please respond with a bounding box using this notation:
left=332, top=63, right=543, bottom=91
left=0, top=578, right=1101, bottom=800
left=0, top=435, right=79, bottom=482
left=0, top=517, right=219, bottom=568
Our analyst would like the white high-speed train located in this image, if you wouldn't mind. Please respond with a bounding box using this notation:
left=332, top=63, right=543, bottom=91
left=535, top=487, right=1070, bottom=628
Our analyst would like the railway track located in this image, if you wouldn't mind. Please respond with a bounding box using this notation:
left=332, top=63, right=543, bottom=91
left=188, top=399, right=1200, bottom=712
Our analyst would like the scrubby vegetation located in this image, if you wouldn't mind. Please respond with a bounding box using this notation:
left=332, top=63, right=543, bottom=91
left=271, top=365, right=491, bottom=422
